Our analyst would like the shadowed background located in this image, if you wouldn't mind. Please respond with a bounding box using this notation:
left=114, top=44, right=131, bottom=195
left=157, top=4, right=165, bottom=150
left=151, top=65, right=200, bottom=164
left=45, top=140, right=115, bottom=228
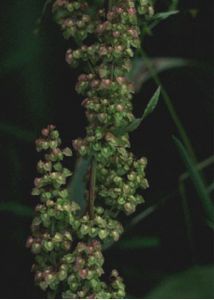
left=0, top=0, right=213, bottom=298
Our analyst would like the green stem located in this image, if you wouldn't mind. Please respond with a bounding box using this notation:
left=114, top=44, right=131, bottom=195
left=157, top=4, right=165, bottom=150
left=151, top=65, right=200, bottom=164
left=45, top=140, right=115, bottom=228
left=108, top=0, right=113, bottom=10
left=179, top=181, right=197, bottom=264
left=89, top=158, right=97, bottom=219
left=141, top=49, right=197, bottom=162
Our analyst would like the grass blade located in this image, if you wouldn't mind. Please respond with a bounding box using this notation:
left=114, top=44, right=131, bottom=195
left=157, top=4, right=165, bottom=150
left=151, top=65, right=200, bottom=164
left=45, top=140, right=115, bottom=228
left=173, top=136, right=214, bottom=223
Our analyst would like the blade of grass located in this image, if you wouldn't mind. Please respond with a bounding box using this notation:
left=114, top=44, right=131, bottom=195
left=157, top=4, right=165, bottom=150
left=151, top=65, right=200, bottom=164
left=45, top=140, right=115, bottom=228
left=0, top=202, right=34, bottom=217
left=138, top=49, right=197, bottom=162
left=180, top=155, right=214, bottom=181
left=179, top=181, right=197, bottom=263
left=173, top=136, right=214, bottom=224
left=128, top=192, right=175, bottom=229
left=130, top=57, right=190, bottom=92
left=0, top=123, right=35, bottom=142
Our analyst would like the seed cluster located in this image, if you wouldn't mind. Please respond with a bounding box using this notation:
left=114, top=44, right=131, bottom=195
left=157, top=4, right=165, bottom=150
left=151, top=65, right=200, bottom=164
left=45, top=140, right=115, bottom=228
left=28, top=125, right=125, bottom=298
left=28, top=0, right=155, bottom=298
left=53, top=0, right=150, bottom=215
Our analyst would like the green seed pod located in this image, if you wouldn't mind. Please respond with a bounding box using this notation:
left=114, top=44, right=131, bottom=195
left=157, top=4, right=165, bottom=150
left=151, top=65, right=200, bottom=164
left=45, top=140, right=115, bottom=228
left=44, top=241, right=54, bottom=252
left=31, top=242, right=41, bottom=254
left=58, top=270, right=67, bottom=281
left=98, top=229, right=108, bottom=240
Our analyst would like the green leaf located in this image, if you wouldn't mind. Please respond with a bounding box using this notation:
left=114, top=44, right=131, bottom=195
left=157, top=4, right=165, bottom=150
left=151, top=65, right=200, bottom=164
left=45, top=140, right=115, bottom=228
left=0, top=202, right=34, bottom=217
left=169, top=0, right=179, bottom=10
left=152, top=10, right=179, bottom=21
left=129, top=57, right=190, bottom=92
left=113, top=87, right=160, bottom=135
left=124, top=118, right=142, bottom=132
left=142, top=10, right=179, bottom=32
left=67, top=156, right=91, bottom=214
left=0, top=123, right=35, bottom=143
left=142, top=86, right=161, bottom=119
left=146, top=265, right=214, bottom=299
left=117, top=236, right=160, bottom=250
left=173, top=137, right=214, bottom=224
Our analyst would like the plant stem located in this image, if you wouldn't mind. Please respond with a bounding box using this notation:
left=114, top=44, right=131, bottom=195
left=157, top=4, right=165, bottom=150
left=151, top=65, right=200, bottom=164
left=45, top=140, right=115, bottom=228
left=141, top=49, right=197, bottom=162
left=89, top=158, right=97, bottom=219
left=108, top=0, right=113, bottom=10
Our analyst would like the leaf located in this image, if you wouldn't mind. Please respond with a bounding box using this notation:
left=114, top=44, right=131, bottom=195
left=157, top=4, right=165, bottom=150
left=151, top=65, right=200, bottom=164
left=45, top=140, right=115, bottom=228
left=142, top=86, right=161, bottom=119
left=113, top=87, right=160, bottom=136
left=129, top=57, right=190, bottom=92
left=146, top=265, right=214, bottom=299
left=0, top=202, right=34, bottom=217
left=173, top=137, right=214, bottom=224
left=152, top=10, right=179, bottom=21
left=169, top=0, right=179, bottom=10
left=67, top=156, right=92, bottom=214
left=124, top=118, right=142, bottom=132
left=117, top=236, right=160, bottom=250
left=142, top=10, right=179, bottom=32
left=0, top=123, right=35, bottom=143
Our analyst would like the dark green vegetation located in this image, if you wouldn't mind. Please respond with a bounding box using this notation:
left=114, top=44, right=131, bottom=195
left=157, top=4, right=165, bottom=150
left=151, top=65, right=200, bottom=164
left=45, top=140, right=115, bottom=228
left=0, top=0, right=213, bottom=298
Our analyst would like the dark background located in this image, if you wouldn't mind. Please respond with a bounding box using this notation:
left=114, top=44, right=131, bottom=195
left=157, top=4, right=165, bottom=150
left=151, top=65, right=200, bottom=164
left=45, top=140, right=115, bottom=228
left=0, top=0, right=213, bottom=298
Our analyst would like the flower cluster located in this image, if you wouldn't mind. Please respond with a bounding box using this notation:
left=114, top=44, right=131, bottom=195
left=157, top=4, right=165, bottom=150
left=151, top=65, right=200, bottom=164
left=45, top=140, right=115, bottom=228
left=28, top=0, right=156, bottom=298
left=62, top=240, right=125, bottom=299
left=28, top=126, right=124, bottom=298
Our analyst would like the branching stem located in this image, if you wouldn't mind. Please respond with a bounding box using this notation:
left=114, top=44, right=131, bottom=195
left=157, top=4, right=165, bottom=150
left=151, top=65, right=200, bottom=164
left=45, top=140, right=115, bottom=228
left=89, top=158, right=97, bottom=219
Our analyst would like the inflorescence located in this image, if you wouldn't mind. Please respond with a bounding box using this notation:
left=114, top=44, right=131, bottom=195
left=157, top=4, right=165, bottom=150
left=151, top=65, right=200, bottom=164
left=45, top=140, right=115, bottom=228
left=27, top=0, right=154, bottom=298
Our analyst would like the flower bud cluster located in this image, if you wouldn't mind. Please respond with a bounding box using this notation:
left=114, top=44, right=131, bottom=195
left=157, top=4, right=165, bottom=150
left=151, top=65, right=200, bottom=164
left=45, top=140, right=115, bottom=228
left=136, top=0, right=154, bottom=16
left=28, top=126, right=125, bottom=298
left=78, top=207, right=123, bottom=241
left=52, top=0, right=103, bottom=42
left=62, top=240, right=125, bottom=299
left=97, top=149, right=149, bottom=215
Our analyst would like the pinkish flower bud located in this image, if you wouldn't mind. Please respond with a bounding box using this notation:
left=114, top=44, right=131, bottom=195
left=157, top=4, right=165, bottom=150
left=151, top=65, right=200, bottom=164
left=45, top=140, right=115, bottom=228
left=128, top=8, right=136, bottom=15
left=81, top=98, right=89, bottom=107
left=91, top=80, right=100, bottom=88
left=26, top=236, right=34, bottom=248
left=113, top=31, right=120, bottom=38
left=78, top=74, right=87, bottom=82
left=99, top=46, right=107, bottom=56
left=116, top=7, right=124, bottom=14
left=41, top=128, right=49, bottom=137
left=34, top=177, right=41, bottom=187
left=65, top=49, right=73, bottom=64
left=35, top=271, right=43, bottom=282
left=79, top=269, right=88, bottom=279
left=116, top=76, right=125, bottom=84
left=101, top=79, right=111, bottom=88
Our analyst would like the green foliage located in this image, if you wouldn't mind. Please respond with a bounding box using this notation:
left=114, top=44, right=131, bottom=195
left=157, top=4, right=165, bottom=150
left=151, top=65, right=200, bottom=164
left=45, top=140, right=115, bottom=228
left=129, top=57, right=190, bottom=91
left=0, top=202, right=33, bottom=217
left=117, top=236, right=160, bottom=249
left=173, top=137, right=214, bottom=224
left=146, top=265, right=214, bottom=298
left=0, top=123, right=35, bottom=143
left=114, top=86, right=160, bottom=135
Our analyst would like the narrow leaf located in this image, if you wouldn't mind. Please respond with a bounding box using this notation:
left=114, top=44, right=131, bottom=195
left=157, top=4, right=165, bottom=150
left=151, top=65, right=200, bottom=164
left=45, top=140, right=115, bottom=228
left=117, top=236, right=160, bottom=250
left=113, top=87, right=160, bottom=135
left=142, top=86, right=161, bottom=119
left=152, top=10, right=179, bottom=21
left=129, top=57, right=190, bottom=92
left=0, top=202, right=34, bottom=217
left=0, top=123, right=35, bottom=142
left=173, top=136, right=214, bottom=223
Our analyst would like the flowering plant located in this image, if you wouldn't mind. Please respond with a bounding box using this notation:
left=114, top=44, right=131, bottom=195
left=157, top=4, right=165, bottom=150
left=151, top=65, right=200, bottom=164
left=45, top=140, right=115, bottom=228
left=27, top=0, right=163, bottom=298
